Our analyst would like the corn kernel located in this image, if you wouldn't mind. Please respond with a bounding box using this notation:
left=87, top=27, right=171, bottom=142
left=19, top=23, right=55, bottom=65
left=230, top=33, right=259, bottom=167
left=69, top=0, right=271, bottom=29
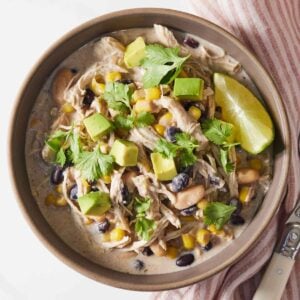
left=180, top=216, right=195, bottom=222
left=154, top=124, right=165, bottom=136
left=249, top=158, right=263, bottom=171
left=132, top=89, right=145, bottom=104
left=90, top=77, right=105, bottom=96
left=105, top=71, right=121, bottom=83
left=166, top=246, right=178, bottom=259
left=62, top=103, right=75, bottom=113
left=45, top=194, right=56, bottom=206
left=182, top=233, right=195, bottom=250
left=81, top=179, right=90, bottom=189
left=159, top=112, right=173, bottom=126
left=145, top=87, right=161, bottom=101
left=239, top=186, right=251, bottom=204
left=102, top=175, right=111, bottom=184
left=55, top=197, right=68, bottom=207
left=84, top=218, right=94, bottom=225
left=188, top=106, right=202, bottom=121
left=102, top=232, right=111, bottom=242
left=110, top=228, right=125, bottom=241
left=55, top=184, right=63, bottom=194
left=207, top=224, right=225, bottom=236
left=197, top=199, right=208, bottom=210
left=134, top=100, right=156, bottom=113
left=196, top=229, right=211, bottom=246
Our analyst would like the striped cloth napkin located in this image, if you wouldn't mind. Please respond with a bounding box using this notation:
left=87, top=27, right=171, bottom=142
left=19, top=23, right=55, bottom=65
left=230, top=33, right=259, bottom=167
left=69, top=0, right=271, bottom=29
left=151, top=0, right=300, bottom=299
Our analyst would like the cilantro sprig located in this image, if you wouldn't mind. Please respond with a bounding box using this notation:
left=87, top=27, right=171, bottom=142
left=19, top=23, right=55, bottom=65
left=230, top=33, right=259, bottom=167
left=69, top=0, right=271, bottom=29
left=154, top=132, right=199, bottom=168
left=202, top=118, right=238, bottom=174
left=46, top=128, right=81, bottom=167
left=75, top=147, right=115, bottom=182
left=141, top=44, right=190, bottom=88
left=103, top=82, right=133, bottom=112
left=203, top=202, right=236, bottom=230
left=134, top=197, right=156, bottom=241
left=114, top=112, right=155, bottom=130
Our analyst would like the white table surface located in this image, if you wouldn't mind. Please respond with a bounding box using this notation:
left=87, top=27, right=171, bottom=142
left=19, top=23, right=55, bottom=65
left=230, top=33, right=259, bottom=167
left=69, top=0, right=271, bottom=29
left=0, top=1, right=194, bottom=299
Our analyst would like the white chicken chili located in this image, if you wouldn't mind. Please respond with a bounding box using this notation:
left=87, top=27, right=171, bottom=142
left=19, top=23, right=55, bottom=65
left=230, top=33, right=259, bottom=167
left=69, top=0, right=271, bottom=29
left=25, top=25, right=274, bottom=274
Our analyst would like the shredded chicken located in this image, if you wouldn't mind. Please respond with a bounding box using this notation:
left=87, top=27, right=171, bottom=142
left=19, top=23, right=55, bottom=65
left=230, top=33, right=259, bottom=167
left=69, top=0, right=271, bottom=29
left=155, top=96, right=208, bottom=149
left=129, top=127, right=160, bottom=150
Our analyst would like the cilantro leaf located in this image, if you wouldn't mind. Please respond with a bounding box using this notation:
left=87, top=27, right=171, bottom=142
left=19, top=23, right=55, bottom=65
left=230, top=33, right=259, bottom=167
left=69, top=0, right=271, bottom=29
left=69, top=131, right=81, bottom=163
left=55, top=148, right=66, bottom=166
left=141, top=44, right=190, bottom=88
left=114, top=112, right=155, bottom=130
left=134, top=196, right=152, bottom=216
left=75, top=147, right=115, bottom=181
left=135, top=112, right=155, bottom=127
left=202, top=118, right=234, bottom=146
left=220, top=148, right=234, bottom=174
left=135, top=217, right=156, bottom=241
left=154, top=138, right=179, bottom=159
left=178, top=149, right=198, bottom=168
left=175, top=132, right=198, bottom=152
left=203, top=202, right=236, bottom=230
left=114, top=115, right=135, bottom=130
left=46, top=130, right=68, bottom=152
left=104, top=82, right=133, bottom=112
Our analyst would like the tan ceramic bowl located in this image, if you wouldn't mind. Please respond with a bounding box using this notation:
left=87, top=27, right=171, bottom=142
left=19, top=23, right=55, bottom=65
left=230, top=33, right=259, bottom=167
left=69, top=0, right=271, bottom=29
left=9, top=8, right=290, bottom=291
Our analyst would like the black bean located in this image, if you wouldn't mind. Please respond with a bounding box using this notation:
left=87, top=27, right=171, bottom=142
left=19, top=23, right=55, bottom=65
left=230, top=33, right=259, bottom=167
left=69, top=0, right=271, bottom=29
left=230, top=215, right=245, bottom=226
left=180, top=165, right=194, bottom=177
left=121, top=186, right=131, bottom=206
left=91, top=186, right=99, bottom=192
left=133, top=259, right=145, bottom=271
left=228, top=197, right=242, bottom=215
left=171, top=173, right=189, bottom=192
left=50, top=166, right=64, bottom=185
left=183, top=37, right=199, bottom=49
left=202, top=241, right=213, bottom=251
left=116, top=79, right=133, bottom=84
left=97, top=219, right=110, bottom=233
left=142, top=247, right=154, bottom=256
left=69, top=184, right=78, bottom=201
left=165, top=126, right=182, bottom=143
left=82, top=88, right=95, bottom=108
left=176, top=253, right=195, bottom=267
left=180, top=205, right=198, bottom=216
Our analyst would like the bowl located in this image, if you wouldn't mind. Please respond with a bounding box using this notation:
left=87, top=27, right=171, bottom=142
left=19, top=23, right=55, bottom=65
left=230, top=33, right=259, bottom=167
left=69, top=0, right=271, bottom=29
left=9, top=8, right=290, bottom=291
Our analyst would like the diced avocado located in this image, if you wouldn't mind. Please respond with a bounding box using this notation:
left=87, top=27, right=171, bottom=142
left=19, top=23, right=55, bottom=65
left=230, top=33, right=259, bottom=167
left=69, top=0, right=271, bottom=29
left=78, top=191, right=111, bottom=216
left=110, top=139, right=139, bottom=166
left=124, top=37, right=146, bottom=68
left=173, top=78, right=204, bottom=100
left=83, top=113, right=112, bottom=141
left=150, top=152, right=177, bottom=181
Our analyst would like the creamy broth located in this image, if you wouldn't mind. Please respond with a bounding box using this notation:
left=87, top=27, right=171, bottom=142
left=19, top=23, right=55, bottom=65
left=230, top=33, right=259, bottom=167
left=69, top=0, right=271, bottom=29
left=25, top=28, right=272, bottom=274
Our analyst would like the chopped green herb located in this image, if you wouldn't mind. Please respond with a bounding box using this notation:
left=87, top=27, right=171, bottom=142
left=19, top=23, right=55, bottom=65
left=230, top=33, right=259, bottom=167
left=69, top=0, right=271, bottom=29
left=103, top=82, right=133, bottom=112
left=220, top=148, right=234, bottom=174
left=202, top=118, right=234, bottom=146
left=154, top=132, right=199, bottom=168
left=114, top=112, right=155, bottom=130
left=135, top=217, right=156, bottom=241
left=203, top=202, right=236, bottom=230
left=75, top=147, right=115, bottom=181
left=141, top=44, right=190, bottom=88
left=134, top=197, right=156, bottom=241
left=45, top=128, right=81, bottom=167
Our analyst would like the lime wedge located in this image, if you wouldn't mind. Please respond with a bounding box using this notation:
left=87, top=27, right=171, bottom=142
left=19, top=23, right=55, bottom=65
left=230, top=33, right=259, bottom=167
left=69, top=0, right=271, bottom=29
left=213, top=73, right=274, bottom=154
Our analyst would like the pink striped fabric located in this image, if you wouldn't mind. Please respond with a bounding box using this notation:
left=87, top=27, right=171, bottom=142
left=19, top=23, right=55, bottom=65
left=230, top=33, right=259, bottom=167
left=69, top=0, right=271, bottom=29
left=151, top=1, right=300, bottom=299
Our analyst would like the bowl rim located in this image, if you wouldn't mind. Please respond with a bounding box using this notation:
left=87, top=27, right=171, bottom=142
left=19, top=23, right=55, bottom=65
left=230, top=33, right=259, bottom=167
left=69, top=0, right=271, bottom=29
left=8, top=8, right=290, bottom=291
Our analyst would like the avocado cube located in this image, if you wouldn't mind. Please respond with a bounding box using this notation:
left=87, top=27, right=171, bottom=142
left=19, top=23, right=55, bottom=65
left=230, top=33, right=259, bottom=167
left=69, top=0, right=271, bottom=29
left=173, top=78, right=204, bottom=100
left=78, top=191, right=111, bottom=216
left=150, top=152, right=177, bottom=181
left=83, top=113, right=112, bottom=141
left=110, top=139, right=139, bottom=167
left=124, top=37, right=146, bottom=68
